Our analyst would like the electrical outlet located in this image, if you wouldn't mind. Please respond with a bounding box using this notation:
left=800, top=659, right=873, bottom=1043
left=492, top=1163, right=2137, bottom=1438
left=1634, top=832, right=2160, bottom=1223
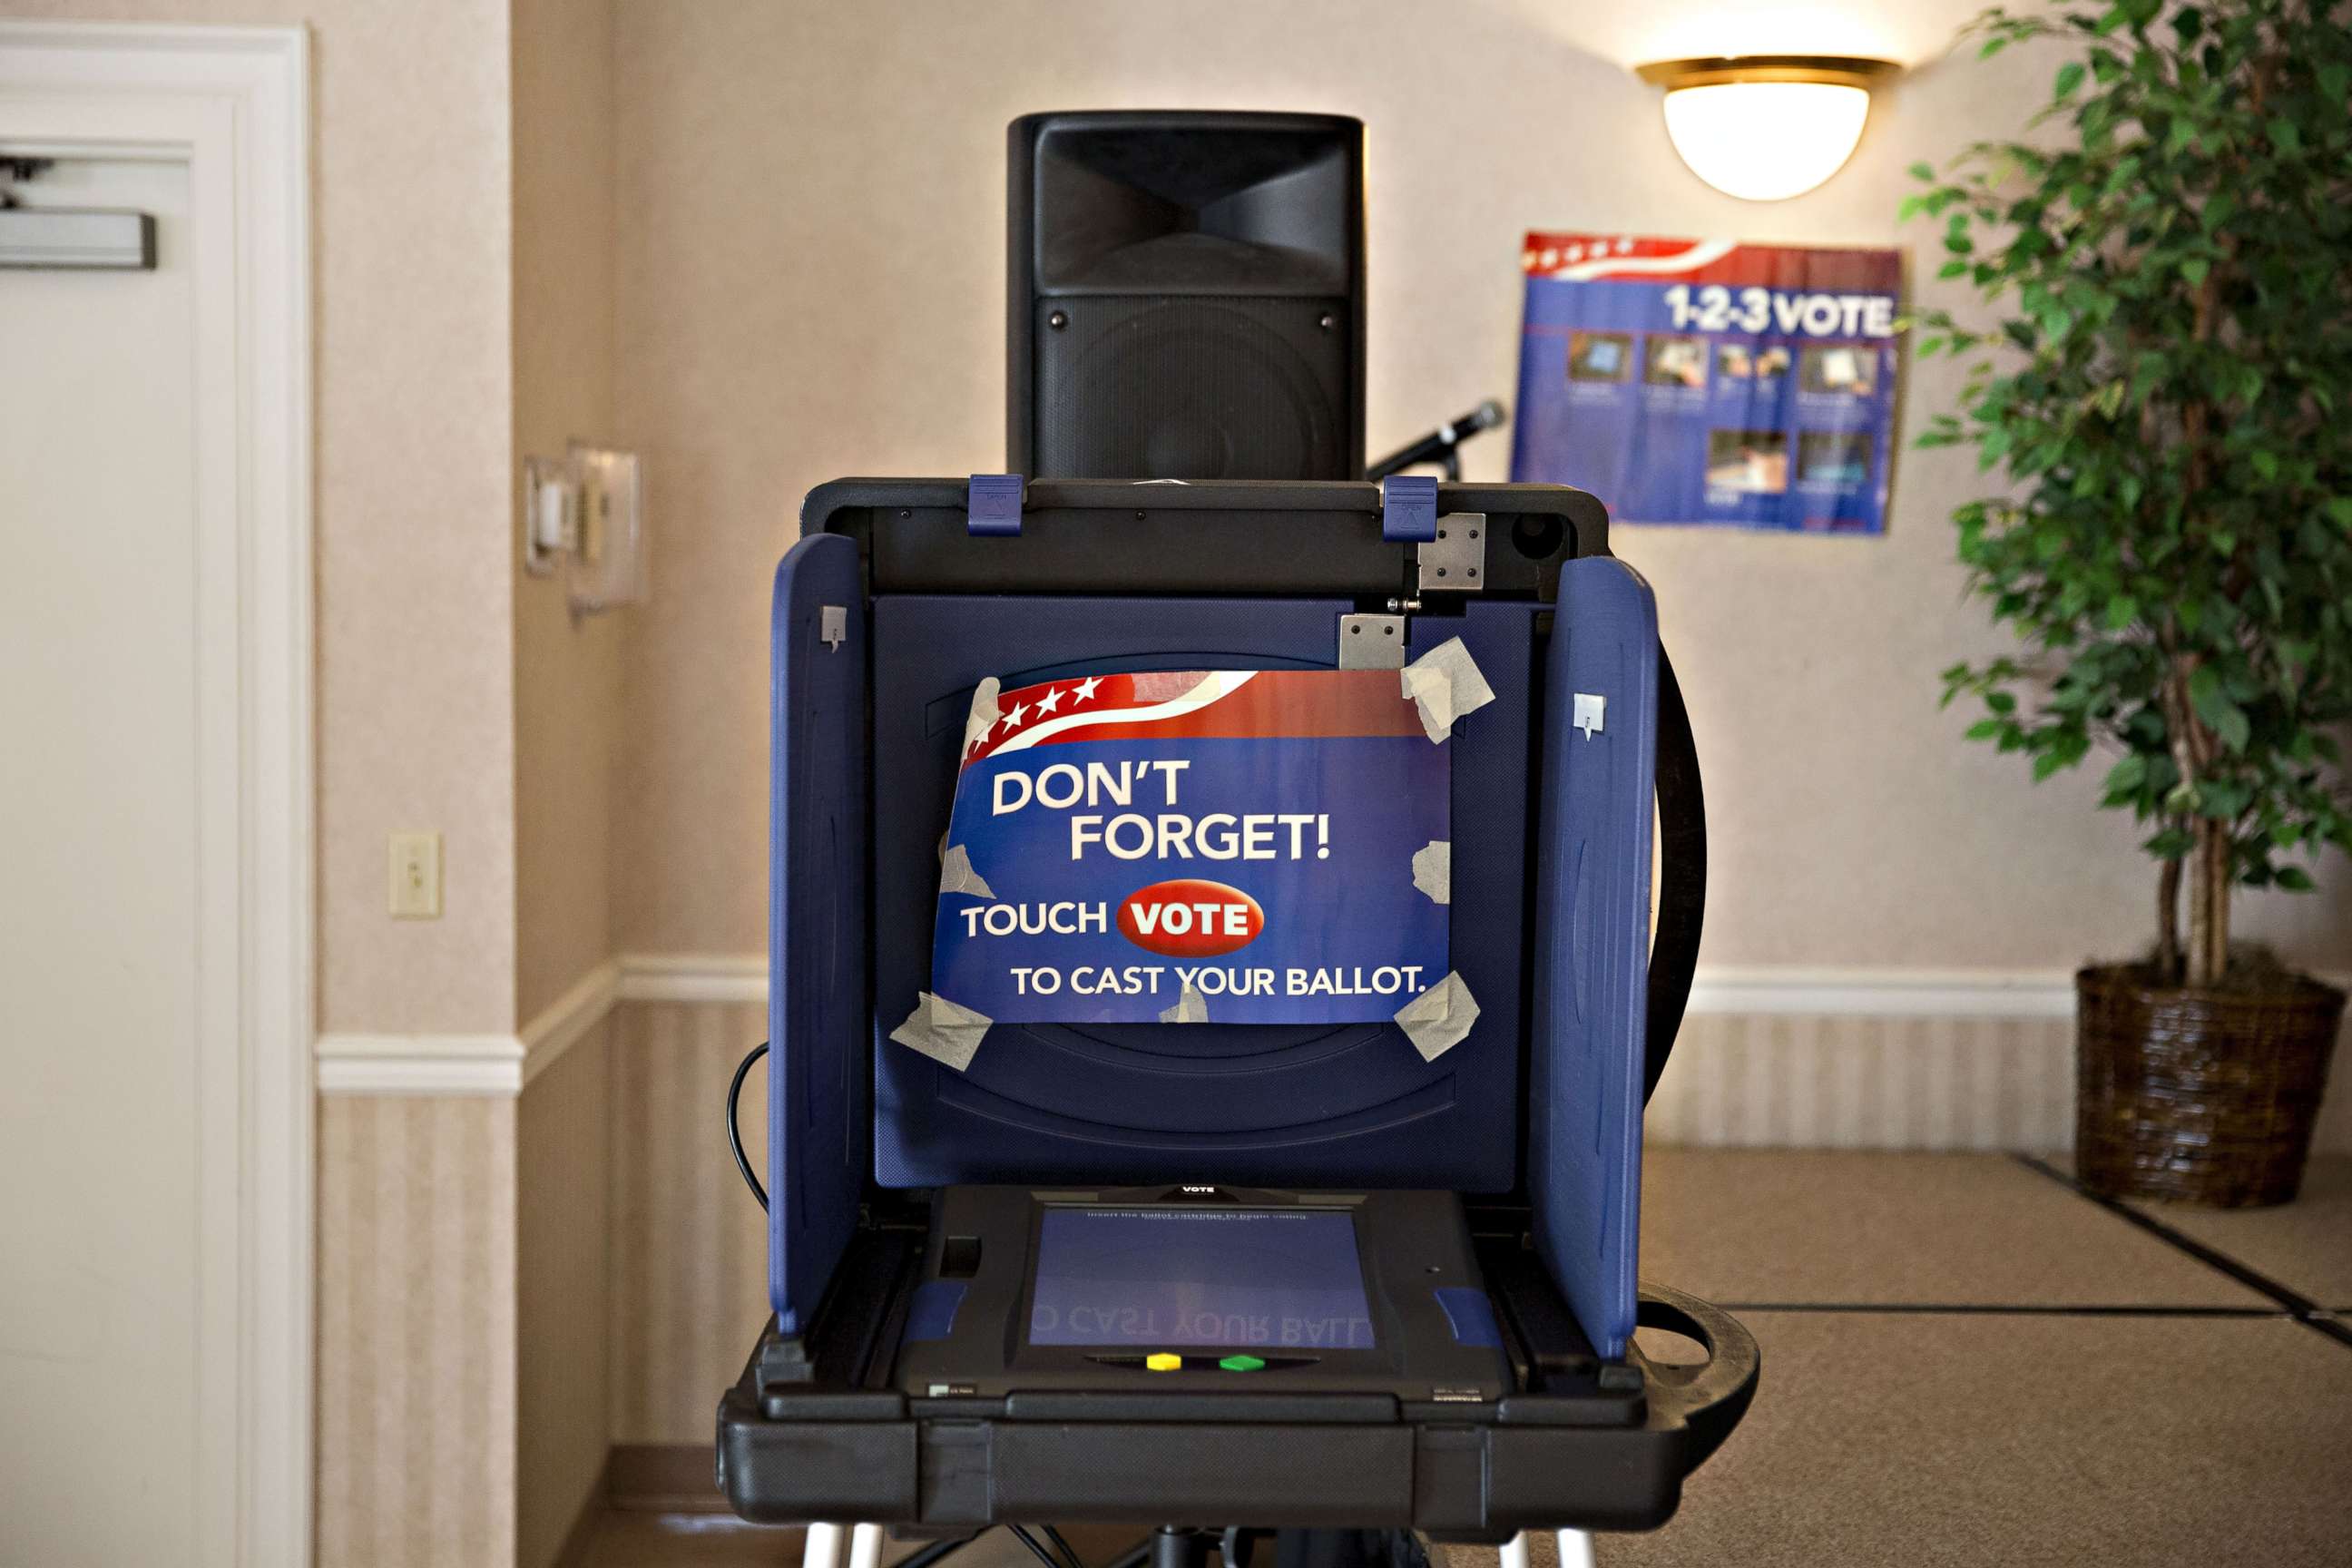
left=388, top=831, right=443, bottom=919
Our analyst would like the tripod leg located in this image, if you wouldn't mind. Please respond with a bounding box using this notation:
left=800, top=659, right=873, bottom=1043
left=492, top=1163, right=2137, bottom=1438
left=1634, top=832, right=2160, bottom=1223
left=1498, top=1534, right=1530, bottom=1568
left=1553, top=1532, right=1595, bottom=1568
left=849, top=1524, right=884, bottom=1568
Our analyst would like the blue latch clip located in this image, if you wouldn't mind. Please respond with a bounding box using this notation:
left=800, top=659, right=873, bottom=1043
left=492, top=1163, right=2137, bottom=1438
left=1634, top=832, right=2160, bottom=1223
left=1380, top=474, right=1438, bottom=544
left=966, top=474, right=1024, bottom=537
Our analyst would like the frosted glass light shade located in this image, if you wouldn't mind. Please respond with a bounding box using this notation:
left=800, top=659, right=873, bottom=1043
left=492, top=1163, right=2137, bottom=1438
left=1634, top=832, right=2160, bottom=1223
left=1636, top=58, right=1898, bottom=202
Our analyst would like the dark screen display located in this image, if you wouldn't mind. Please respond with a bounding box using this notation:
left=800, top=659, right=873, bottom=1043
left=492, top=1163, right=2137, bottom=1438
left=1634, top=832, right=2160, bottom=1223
left=1027, top=1207, right=1374, bottom=1349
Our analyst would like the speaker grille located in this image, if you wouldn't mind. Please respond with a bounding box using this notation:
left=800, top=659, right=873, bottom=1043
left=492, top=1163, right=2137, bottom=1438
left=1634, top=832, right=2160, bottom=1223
left=1034, top=296, right=1348, bottom=480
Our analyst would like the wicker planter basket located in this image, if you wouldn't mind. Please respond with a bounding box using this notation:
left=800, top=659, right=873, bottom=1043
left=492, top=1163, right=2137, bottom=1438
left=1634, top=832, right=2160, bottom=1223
left=2076, top=965, right=2347, bottom=1207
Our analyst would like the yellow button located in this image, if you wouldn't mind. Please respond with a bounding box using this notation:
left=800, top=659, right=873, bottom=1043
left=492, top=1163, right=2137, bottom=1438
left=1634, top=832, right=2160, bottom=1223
left=1145, top=1353, right=1182, bottom=1372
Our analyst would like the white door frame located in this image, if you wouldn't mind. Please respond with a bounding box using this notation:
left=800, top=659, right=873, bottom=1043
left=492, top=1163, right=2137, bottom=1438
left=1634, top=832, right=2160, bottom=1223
left=0, top=23, right=312, bottom=1568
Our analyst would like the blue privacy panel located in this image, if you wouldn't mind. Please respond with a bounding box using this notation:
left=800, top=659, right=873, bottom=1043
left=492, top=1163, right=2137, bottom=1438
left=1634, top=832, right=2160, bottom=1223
left=1529, top=558, right=1657, bottom=1360
left=768, top=535, right=870, bottom=1333
left=868, top=596, right=1535, bottom=1193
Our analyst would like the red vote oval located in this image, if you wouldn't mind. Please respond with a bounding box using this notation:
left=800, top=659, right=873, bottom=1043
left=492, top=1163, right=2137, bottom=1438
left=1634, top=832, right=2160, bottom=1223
left=1116, top=879, right=1266, bottom=957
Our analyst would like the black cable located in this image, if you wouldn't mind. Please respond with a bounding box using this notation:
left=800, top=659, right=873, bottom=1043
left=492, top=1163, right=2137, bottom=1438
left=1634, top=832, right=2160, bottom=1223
left=1009, top=1526, right=1066, bottom=1568
left=725, top=1042, right=769, bottom=1211
left=897, top=1535, right=982, bottom=1568
left=1042, top=1525, right=1086, bottom=1568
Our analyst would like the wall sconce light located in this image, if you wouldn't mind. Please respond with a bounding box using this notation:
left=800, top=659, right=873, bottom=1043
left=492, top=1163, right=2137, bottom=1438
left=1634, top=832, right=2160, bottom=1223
left=523, top=444, right=648, bottom=614
left=1635, top=56, right=1900, bottom=201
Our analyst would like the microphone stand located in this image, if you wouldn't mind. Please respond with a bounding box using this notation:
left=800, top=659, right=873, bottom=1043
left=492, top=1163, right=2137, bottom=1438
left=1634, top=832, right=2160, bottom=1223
left=1365, top=397, right=1509, bottom=481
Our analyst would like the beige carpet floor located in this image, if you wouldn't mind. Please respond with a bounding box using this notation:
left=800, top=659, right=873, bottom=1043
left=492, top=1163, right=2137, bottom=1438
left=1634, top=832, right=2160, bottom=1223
left=575, top=1152, right=2352, bottom=1567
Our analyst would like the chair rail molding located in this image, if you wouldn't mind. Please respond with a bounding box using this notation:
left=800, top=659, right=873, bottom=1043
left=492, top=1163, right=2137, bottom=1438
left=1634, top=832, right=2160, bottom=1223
left=594, top=954, right=2349, bottom=1156
left=315, top=958, right=621, bottom=1095
left=326, top=953, right=2348, bottom=1153
left=610, top=953, right=2102, bottom=1017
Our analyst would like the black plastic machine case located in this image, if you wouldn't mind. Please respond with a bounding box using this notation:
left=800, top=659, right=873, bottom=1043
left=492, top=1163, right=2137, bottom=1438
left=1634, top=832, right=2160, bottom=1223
left=718, top=477, right=1758, bottom=1539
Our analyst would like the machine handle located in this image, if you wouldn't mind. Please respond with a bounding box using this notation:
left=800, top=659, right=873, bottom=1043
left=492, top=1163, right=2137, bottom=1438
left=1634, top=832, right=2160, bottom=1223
left=1633, top=1282, right=1759, bottom=1475
left=1644, top=646, right=1705, bottom=1102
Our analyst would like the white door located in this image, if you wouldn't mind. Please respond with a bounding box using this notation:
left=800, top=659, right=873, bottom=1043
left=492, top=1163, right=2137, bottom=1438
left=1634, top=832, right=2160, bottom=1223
left=0, top=152, right=224, bottom=1568
left=0, top=24, right=311, bottom=1566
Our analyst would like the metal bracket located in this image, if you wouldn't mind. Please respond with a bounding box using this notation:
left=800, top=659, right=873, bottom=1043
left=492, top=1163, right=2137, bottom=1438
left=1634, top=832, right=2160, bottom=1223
left=1573, top=692, right=1606, bottom=739
left=1380, top=474, right=1438, bottom=543
left=1417, top=512, right=1487, bottom=592
left=0, top=206, right=155, bottom=270
left=1338, top=612, right=1406, bottom=670
left=966, top=474, right=1024, bottom=536
left=819, top=605, right=847, bottom=651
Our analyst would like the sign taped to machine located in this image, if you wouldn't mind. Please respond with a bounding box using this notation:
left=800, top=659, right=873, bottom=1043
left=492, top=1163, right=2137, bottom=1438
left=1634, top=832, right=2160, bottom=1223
left=929, top=668, right=1451, bottom=1025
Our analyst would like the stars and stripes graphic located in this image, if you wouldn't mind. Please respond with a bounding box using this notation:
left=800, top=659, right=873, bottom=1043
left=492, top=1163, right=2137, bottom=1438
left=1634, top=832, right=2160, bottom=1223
left=1520, top=230, right=1900, bottom=291
left=961, top=669, right=1426, bottom=769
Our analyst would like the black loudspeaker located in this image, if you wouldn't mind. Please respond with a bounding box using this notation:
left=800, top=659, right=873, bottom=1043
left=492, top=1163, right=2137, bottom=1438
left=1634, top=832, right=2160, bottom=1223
left=1008, top=111, right=1366, bottom=481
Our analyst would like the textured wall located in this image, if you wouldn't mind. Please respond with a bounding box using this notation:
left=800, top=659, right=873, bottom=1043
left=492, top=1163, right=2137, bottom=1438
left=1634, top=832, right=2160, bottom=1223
left=514, top=0, right=624, bottom=1024
left=317, top=1095, right=516, bottom=1567
left=609, top=998, right=769, bottom=1444
left=516, top=1026, right=612, bottom=1568
left=512, top=0, right=624, bottom=1557
left=607, top=0, right=2348, bottom=971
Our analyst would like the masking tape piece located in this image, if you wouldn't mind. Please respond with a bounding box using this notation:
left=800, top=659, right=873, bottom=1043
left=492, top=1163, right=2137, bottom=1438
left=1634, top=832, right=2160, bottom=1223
left=1399, top=637, right=1495, bottom=742
left=1393, top=971, right=1480, bottom=1062
left=962, top=675, right=1003, bottom=753
left=1411, top=839, right=1451, bottom=905
left=937, top=843, right=995, bottom=900
left=1159, top=982, right=1210, bottom=1024
left=888, top=992, right=993, bottom=1073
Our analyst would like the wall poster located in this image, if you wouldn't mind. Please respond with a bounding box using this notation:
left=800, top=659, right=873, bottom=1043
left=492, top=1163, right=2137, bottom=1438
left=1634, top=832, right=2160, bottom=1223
left=1509, top=233, right=1901, bottom=534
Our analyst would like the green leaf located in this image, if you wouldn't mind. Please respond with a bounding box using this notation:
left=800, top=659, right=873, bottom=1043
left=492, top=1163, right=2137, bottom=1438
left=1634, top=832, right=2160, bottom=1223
left=2188, top=667, right=2250, bottom=752
left=1908, top=161, right=1936, bottom=181
left=1919, top=5, right=2352, bottom=898
left=2276, top=867, right=2316, bottom=892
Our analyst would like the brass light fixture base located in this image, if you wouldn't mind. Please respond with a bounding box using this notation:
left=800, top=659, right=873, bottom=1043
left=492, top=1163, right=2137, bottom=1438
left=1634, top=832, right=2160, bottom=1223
left=1636, top=55, right=1902, bottom=91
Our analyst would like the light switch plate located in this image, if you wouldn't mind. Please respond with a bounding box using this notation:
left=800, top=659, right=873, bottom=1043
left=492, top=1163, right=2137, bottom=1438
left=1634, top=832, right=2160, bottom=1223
left=388, top=831, right=443, bottom=919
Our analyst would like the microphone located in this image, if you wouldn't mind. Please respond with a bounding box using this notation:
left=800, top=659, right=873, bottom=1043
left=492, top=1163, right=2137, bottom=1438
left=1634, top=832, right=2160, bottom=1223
left=1367, top=398, right=1507, bottom=481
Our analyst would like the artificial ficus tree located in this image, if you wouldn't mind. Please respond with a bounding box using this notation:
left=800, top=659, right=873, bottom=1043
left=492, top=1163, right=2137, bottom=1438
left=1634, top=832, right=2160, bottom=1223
left=1906, top=0, right=2352, bottom=988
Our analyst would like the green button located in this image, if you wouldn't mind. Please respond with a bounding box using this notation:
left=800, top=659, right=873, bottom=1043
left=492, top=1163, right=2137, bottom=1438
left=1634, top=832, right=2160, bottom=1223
left=1218, top=1354, right=1266, bottom=1372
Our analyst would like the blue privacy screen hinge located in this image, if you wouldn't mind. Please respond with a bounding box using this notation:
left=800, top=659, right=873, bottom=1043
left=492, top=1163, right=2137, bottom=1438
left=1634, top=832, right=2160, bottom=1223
left=1380, top=473, right=1438, bottom=543
left=966, top=474, right=1025, bottom=537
